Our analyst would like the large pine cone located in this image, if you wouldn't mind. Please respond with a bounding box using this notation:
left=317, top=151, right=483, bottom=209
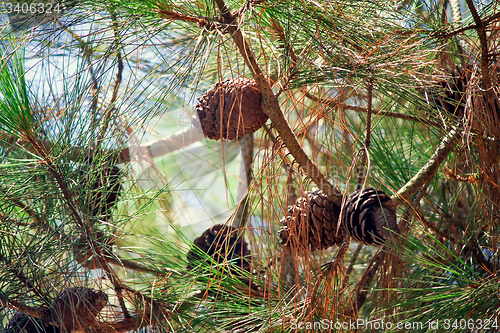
left=50, top=287, right=108, bottom=331
left=193, top=78, right=268, bottom=140
left=3, top=312, right=60, bottom=333
left=187, top=224, right=250, bottom=272
left=341, top=188, right=398, bottom=245
left=279, top=190, right=344, bottom=251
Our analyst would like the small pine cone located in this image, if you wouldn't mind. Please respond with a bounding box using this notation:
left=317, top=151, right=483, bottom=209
left=193, top=78, right=268, bottom=140
left=278, top=190, right=344, bottom=251
left=90, top=165, right=122, bottom=217
left=3, top=312, right=60, bottom=333
left=341, top=188, right=398, bottom=245
left=50, top=287, right=108, bottom=331
left=426, top=65, right=470, bottom=118
left=187, top=224, right=250, bottom=272
left=79, top=165, right=122, bottom=219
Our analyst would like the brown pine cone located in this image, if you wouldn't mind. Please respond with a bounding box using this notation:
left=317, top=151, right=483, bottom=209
left=90, top=165, right=122, bottom=218
left=193, top=78, right=268, bottom=141
left=279, top=190, right=344, bottom=251
left=426, top=64, right=470, bottom=118
left=187, top=224, right=250, bottom=272
left=3, top=312, right=60, bottom=333
left=341, top=188, right=398, bottom=245
left=50, top=287, right=108, bottom=331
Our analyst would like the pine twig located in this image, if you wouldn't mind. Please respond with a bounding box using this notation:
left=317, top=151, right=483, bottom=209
left=392, top=126, right=461, bottom=207
left=98, top=9, right=124, bottom=145
left=356, top=78, right=374, bottom=190
left=433, top=12, right=500, bottom=39
left=304, top=92, right=441, bottom=127
left=345, top=243, right=363, bottom=277
left=233, top=134, right=253, bottom=229
left=344, top=248, right=386, bottom=318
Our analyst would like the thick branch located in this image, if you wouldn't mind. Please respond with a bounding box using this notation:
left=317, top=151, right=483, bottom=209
left=2, top=123, right=205, bottom=165
left=213, top=0, right=342, bottom=205
left=464, top=0, right=491, bottom=90
left=391, top=126, right=460, bottom=207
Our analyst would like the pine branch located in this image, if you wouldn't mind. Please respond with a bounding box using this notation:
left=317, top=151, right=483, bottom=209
left=233, top=134, right=253, bottom=229
left=433, top=12, right=500, bottom=39
left=99, top=9, right=124, bottom=145
left=211, top=0, right=343, bottom=206
left=157, top=7, right=214, bottom=28
left=464, top=0, right=492, bottom=91
left=391, top=126, right=461, bottom=207
left=2, top=123, right=206, bottom=164
left=23, top=136, right=136, bottom=319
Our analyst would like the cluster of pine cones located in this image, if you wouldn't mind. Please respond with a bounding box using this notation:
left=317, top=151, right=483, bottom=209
left=279, top=188, right=398, bottom=250
left=3, top=287, right=107, bottom=333
left=186, top=188, right=398, bottom=282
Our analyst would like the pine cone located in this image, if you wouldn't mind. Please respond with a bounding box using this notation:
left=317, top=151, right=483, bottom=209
left=341, top=188, right=398, bottom=245
left=50, top=287, right=108, bottom=331
left=193, top=78, right=268, bottom=140
left=187, top=224, right=250, bottom=272
left=279, top=190, right=344, bottom=251
left=79, top=165, right=122, bottom=219
left=90, top=165, right=122, bottom=217
left=426, top=65, right=470, bottom=117
left=3, top=312, right=59, bottom=333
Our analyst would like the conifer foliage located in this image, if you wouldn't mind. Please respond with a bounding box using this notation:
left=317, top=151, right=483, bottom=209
left=0, top=0, right=499, bottom=332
